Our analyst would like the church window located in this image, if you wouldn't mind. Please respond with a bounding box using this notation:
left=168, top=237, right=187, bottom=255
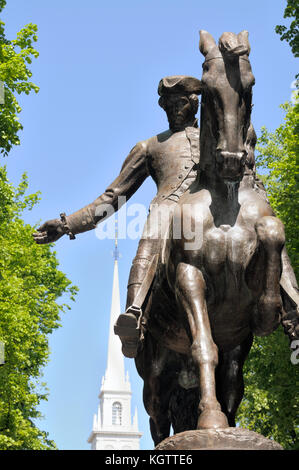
left=112, top=402, right=122, bottom=425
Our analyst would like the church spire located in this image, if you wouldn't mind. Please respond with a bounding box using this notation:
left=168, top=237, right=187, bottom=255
left=88, top=224, right=142, bottom=450
left=102, top=221, right=128, bottom=392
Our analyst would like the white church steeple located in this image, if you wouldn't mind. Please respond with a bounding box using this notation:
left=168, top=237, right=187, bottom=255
left=101, top=235, right=128, bottom=393
left=88, top=230, right=142, bottom=450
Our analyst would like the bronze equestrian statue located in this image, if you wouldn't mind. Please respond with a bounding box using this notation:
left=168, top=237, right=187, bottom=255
left=33, top=30, right=298, bottom=446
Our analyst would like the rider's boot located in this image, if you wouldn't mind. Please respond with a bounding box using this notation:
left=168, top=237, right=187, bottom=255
left=114, top=304, right=142, bottom=358
left=114, top=257, right=151, bottom=358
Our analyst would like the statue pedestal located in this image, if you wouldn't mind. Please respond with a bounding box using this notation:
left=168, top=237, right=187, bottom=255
left=155, top=428, right=283, bottom=451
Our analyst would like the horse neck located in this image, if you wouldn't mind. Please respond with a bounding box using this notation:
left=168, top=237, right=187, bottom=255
left=198, top=98, right=223, bottom=191
left=198, top=95, right=256, bottom=193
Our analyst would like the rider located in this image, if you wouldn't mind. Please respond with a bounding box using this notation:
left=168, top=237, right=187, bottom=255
left=33, top=75, right=202, bottom=358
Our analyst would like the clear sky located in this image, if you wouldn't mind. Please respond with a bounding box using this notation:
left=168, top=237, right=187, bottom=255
left=2, top=0, right=297, bottom=450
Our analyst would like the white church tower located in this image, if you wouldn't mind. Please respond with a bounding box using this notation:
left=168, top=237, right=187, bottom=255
left=88, top=234, right=142, bottom=450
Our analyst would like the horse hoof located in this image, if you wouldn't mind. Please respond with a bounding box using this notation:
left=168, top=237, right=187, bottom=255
left=197, top=409, right=229, bottom=430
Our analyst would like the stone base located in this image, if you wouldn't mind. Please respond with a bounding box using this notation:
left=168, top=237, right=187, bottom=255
left=155, top=428, right=283, bottom=450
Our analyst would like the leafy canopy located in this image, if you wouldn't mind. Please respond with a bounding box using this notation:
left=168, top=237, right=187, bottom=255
left=0, top=0, right=39, bottom=156
left=0, top=168, right=77, bottom=450
left=275, top=0, right=299, bottom=58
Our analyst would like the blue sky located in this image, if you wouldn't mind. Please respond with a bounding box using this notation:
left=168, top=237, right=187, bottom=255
left=2, top=0, right=297, bottom=450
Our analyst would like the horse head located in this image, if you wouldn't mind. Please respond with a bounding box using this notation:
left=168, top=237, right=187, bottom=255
left=199, top=30, right=255, bottom=183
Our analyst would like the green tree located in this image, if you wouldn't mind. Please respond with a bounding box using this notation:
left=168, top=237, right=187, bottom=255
left=0, top=169, right=77, bottom=450
left=0, top=1, right=78, bottom=449
left=238, top=331, right=298, bottom=449
left=275, top=0, right=299, bottom=59
left=0, top=0, right=39, bottom=156
left=237, top=101, right=299, bottom=449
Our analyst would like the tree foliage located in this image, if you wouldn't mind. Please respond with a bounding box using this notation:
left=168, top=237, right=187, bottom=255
left=238, top=329, right=299, bottom=449
left=275, top=0, right=299, bottom=58
left=0, top=0, right=39, bottom=156
left=237, top=101, right=299, bottom=449
left=0, top=1, right=78, bottom=449
left=0, top=169, right=78, bottom=450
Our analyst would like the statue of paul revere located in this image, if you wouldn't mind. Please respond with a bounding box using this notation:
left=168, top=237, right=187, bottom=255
left=33, top=75, right=299, bottom=358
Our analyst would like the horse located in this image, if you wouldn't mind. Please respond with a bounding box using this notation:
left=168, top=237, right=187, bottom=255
left=134, top=30, right=288, bottom=446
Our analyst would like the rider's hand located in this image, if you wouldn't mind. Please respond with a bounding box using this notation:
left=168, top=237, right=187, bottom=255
left=32, top=218, right=65, bottom=244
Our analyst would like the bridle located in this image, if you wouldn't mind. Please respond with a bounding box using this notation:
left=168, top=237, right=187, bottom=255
left=203, top=56, right=250, bottom=65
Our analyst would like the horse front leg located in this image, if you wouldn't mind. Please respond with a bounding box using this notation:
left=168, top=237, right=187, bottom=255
left=175, top=262, right=229, bottom=429
left=251, top=216, right=285, bottom=336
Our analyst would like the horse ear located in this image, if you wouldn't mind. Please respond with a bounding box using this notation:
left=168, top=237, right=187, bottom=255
left=199, top=30, right=217, bottom=57
left=238, top=30, right=251, bottom=55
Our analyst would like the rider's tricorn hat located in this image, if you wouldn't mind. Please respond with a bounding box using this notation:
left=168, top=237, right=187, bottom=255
left=158, top=75, right=202, bottom=96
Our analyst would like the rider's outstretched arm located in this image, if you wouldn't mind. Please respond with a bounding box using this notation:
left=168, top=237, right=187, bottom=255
left=33, top=141, right=149, bottom=244
left=67, top=141, right=149, bottom=234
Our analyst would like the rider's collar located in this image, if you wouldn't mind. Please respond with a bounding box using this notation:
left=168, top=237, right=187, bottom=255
left=170, top=118, right=198, bottom=133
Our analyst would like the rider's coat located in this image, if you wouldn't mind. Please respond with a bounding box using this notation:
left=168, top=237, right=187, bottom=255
left=66, top=126, right=201, bottom=265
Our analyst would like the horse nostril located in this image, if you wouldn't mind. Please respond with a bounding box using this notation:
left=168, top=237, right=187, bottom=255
left=217, top=151, right=247, bottom=173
